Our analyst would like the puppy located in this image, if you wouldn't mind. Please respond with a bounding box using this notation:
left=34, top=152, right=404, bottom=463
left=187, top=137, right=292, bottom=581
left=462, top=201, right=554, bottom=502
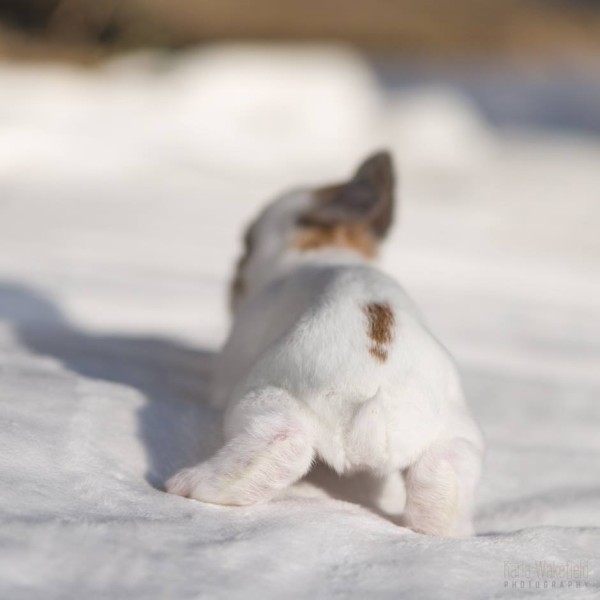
left=167, top=151, right=484, bottom=537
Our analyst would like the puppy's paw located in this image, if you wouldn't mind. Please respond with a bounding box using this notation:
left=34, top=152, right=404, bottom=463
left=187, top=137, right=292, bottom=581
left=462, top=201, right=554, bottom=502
left=165, top=411, right=314, bottom=506
left=165, top=462, right=248, bottom=505
left=165, top=467, right=203, bottom=498
left=400, top=516, right=474, bottom=538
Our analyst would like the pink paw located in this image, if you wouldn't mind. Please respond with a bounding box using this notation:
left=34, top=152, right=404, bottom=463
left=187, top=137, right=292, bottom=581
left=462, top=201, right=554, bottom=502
left=165, top=468, right=198, bottom=498
left=166, top=464, right=214, bottom=500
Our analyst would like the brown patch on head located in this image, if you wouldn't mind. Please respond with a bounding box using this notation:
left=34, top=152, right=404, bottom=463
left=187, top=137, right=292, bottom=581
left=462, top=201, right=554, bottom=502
left=292, top=151, right=395, bottom=260
left=230, top=268, right=246, bottom=308
left=229, top=224, right=254, bottom=310
left=363, top=302, right=395, bottom=362
left=293, top=224, right=377, bottom=259
left=301, top=151, right=395, bottom=238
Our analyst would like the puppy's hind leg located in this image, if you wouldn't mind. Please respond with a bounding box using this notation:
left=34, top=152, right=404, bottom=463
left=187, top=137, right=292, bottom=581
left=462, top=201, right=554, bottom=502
left=166, top=388, right=315, bottom=506
left=402, top=437, right=483, bottom=537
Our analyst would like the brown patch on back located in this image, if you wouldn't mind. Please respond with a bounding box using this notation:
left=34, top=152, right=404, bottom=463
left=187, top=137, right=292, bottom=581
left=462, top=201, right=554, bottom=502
left=293, top=224, right=377, bottom=259
left=363, top=302, right=395, bottom=362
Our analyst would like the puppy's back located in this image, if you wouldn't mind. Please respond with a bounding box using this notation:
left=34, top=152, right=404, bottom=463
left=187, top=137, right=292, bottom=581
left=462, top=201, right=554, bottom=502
left=226, top=262, right=450, bottom=405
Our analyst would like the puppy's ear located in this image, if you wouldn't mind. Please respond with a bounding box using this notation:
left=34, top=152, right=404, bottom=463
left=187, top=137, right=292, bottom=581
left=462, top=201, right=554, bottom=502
left=301, top=151, right=395, bottom=239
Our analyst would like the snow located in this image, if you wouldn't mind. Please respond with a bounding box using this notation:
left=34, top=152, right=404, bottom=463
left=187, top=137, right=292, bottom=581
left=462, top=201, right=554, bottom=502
left=0, top=45, right=599, bottom=598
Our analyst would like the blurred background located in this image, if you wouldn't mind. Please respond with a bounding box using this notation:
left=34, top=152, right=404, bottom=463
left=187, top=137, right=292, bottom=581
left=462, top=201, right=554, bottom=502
left=0, top=0, right=599, bottom=389
left=0, top=0, right=599, bottom=536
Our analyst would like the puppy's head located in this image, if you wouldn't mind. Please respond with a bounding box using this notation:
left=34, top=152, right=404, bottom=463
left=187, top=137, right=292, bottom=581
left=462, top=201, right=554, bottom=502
left=231, top=150, right=395, bottom=310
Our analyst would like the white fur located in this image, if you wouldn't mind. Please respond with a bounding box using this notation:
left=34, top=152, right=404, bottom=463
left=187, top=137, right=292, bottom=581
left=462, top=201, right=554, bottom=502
left=167, top=184, right=484, bottom=537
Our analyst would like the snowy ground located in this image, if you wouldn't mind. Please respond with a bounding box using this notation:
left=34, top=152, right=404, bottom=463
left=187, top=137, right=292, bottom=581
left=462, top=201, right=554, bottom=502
left=0, top=45, right=599, bottom=598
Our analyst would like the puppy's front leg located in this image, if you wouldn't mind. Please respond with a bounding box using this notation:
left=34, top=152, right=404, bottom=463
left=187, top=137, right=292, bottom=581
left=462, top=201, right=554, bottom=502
left=167, top=393, right=315, bottom=506
left=402, top=438, right=482, bottom=537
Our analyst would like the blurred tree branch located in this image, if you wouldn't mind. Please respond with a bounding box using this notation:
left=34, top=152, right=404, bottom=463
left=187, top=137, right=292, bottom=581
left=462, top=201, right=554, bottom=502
left=0, top=0, right=599, bottom=61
